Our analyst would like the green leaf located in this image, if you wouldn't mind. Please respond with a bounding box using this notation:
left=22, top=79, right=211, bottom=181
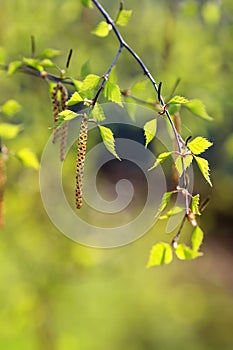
left=194, top=156, right=212, bottom=187
left=185, top=99, right=213, bottom=121
left=148, top=152, right=172, bottom=171
left=187, top=136, right=213, bottom=155
left=23, top=58, right=44, bottom=72
left=58, top=110, right=79, bottom=121
left=146, top=242, right=173, bottom=267
left=81, top=74, right=100, bottom=91
left=175, top=154, right=193, bottom=177
left=175, top=244, right=203, bottom=260
left=16, top=148, right=39, bottom=170
left=160, top=206, right=185, bottom=219
left=191, top=194, right=201, bottom=215
left=131, top=80, right=148, bottom=94
left=67, top=92, right=84, bottom=106
left=72, top=79, right=83, bottom=91
left=116, top=9, right=133, bottom=26
left=108, top=66, right=118, bottom=84
left=0, top=123, right=22, bottom=139
left=155, top=191, right=173, bottom=218
left=1, top=99, right=22, bottom=117
left=92, top=103, right=105, bottom=122
left=144, top=119, right=157, bottom=148
left=167, top=95, right=189, bottom=105
left=80, top=60, right=91, bottom=79
left=104, top=81, right=122, bottom=105
left=7, top=61, right=23, bottom=76
left=81, top=0, right=93, bottom=8
left=168, top=104, right=180, bottom=115
left=191, top=226, right=204, bottom=251
left=40, top=58, right=56, bottom=68
left=40, top=48, right=60, bottom=58
left=92, top=21, right=111, bottom=37
left=98, top=125, right=120, bottom=160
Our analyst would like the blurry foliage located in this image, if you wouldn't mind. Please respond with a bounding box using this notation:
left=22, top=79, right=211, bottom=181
left=0, top=0, right=233, bottom=349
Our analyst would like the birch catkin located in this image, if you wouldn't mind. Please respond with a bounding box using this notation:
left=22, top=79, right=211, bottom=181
left=76, top=116, right=88, bottom=209
left=51, top=82, right=68, bottom=160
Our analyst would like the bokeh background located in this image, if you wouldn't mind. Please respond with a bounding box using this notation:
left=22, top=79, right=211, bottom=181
left=0, top=0, right=233, bottom=349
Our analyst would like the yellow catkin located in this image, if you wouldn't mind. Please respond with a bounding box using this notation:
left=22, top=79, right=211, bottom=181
left=51, top=83, right=68, bottom=160
left=0, top=154, right=6, bottom=228
left=76, top=116, right=88, bottom=209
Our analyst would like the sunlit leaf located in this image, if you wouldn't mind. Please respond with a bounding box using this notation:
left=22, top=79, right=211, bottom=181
left=175, top=244, right=203, bottom=260
left=67, top=92, right=84, bottom=106
left=98, top=125, right=120, bottom=160
left=167, top=95, right=189, bottom=105
left=92, top=21, right=111, bottom=37
left=144, top=119, right=157, bottom=148
left=81, top=74, right=100, bottom=91
left=146, top=242, right=173, bottom=267
left=148, top=152, right=172, bottom=171
left=40, top=58, right=56, bottom=68
left=16, top=148, right=39, bottom=170
left=104, top=81, right=122, bottom=105
left=116, top=9, right=133, bottom=26
left=160, top=206, right=185, bottom=219
left=155, top=191, right=173, bottom=218
left=0, top=123, right=22, bottom=139
left=108, top=66, right=118, bottom=84
left=40, top=48, right=60, bottom=58
left=187, top=136, right=213, bottom=155
left=81, top=0, right=93, bottom=8
left=72, top=79, right=83, bottom=91
left=22, top=58, right=43, bottom=72
left=7, top=61, right=23, bottom=76
left=185, top=99, right=213, bottom=121
left=191, top=194, right=201, bottom=215
left=194, top=156, right=212, bottom=187
left=92, top=103, right=105, bottom=122
left=175, top=154, right=193, bottom=177
left=191, top=226, right=204, bottom=251
left=1, top=99, right=22, bottom=117
left=58, top=110, right=79, bottom=121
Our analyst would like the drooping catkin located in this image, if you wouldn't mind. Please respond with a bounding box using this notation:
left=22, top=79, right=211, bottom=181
left=51, top=83, right=68, bottom=160
left=0, top=152, right=6, bottom=228
left=76, top=116, right=88, bottom=209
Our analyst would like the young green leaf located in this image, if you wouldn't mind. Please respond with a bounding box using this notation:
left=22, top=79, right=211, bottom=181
left=0, top=123, right=22, bottom=140
left=191, top=194, right=201, bottom=215
left=175, top=244, right=203, bottom=260
left=67, top=92, right=84, bottom=106
left=98, top=125, right=121, bottom=160
left=194, top=156, right=212, bottom=187
left=148, top=152, right=172, bottom=171
left=40, top=48, right=60, bottom=59
left=58, top=110, right=79, bottom=121
left=185, top=99, right=213, bottom=121
left=191, top=226, right=204, bottom=251
left=92, top=21, right=111, bottom=37
left=146, top=242, right=173, bottom=267
left=167, top=95, right=189, bottom=105
left=155, top=191, right=173, bottom=217
left=116, top=9, right=133, bottom=26
left=1, top=99, right=22, bottom=117
left=175, top=154, right=193, bottom=177
left=40, top=58, right=56, bottom=68
left=144, top=119, right=157, bottom=148
left=16, top=148, right=39, bottom=170
left=81, top=0, right=93, bottom=8
left=22, top=58, right=43, bottom=72
left=187, top=136, right=213, bottom=155
left=7, top=61, right=23, bottom=76
left=104, top=81, right=122, bottom=105
left=92, top=103, right=105, bottom=122
left=81, top=74, right=101, bottom=91
left=108, top=66, right=118, bottom=84
left=160, top=206, right=185, bottom=219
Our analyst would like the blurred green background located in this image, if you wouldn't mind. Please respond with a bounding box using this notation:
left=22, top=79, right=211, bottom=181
left=0, top=0, right=233, bottom=349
